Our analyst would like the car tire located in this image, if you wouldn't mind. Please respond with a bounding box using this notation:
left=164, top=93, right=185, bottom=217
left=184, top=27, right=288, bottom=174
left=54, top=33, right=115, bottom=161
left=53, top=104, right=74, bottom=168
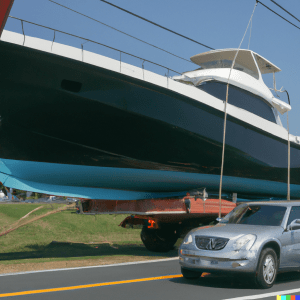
left=256, top=248, right=278, bottom=289
left=181, top=267, right=202, bottom=279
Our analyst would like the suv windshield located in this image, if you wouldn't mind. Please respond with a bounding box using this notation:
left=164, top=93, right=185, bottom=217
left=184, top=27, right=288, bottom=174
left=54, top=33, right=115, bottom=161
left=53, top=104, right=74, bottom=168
left=220, top=204, right=286, bottom=226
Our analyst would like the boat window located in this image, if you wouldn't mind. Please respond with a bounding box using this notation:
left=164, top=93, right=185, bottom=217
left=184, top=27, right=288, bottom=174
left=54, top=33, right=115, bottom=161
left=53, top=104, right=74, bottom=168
left=199, top=59, right=259, bottom=79
left=197, top=81, right=276, bottom=123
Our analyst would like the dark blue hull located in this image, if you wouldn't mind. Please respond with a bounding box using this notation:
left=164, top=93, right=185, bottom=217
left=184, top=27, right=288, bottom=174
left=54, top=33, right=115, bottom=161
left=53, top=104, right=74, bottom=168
left=0, top=40, right=299, bottom=199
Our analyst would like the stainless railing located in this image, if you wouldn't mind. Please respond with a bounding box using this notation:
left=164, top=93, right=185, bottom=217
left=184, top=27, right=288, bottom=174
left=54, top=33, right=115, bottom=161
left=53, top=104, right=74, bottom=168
left=7, top=15, right=182, bottom=87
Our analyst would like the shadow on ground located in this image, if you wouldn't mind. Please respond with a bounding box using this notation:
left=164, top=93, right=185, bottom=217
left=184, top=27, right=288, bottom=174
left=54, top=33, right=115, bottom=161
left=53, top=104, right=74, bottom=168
left=276, top=272, right=300, bottom=285
left=170, top=271, right=300, bottom=290
left=170, top=275, right=253, bottom=290
left=0, top=242, right=178, bottom=262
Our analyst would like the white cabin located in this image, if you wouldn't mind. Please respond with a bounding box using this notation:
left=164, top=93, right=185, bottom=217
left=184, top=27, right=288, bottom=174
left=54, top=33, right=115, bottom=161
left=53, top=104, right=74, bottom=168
left=173, top=49, right=291, bottom=126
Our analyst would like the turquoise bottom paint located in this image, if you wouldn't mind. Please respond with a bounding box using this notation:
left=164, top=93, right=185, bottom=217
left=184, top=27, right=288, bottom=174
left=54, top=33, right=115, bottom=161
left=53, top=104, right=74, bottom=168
left=0, top=158, right=299, bottom=200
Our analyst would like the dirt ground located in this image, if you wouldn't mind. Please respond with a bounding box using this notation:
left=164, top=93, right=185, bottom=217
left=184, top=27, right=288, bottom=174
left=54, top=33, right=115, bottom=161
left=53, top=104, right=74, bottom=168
left=0, top=256, right=176, bottom=275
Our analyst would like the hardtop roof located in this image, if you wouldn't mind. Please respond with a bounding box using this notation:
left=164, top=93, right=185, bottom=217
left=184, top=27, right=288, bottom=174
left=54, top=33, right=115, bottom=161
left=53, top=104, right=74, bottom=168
left=190, top=49, right=281, bottom=75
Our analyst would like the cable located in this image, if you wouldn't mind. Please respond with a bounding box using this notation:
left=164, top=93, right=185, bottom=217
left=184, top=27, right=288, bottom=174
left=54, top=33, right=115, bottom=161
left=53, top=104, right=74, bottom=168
left=270, top=0, right=300, bottom=24
left=287, top=109, right=290, bottom=201
left=256, top=1, right=300, bottom=31
left=269, top=83, right=291, bottom=201
left=49, top=0, right=193, bottom=64
left=218, top=2, right=257, bottom=217
left=248, top=18, right=253, bottom=49
left=98, top=0, right=214, bottom=50
left=284, top=90, right=291, bottom=201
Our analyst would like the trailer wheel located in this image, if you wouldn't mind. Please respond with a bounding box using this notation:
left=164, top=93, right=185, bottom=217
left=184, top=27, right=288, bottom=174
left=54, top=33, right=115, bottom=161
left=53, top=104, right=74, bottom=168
left=140, top=226, right=178, bottom=252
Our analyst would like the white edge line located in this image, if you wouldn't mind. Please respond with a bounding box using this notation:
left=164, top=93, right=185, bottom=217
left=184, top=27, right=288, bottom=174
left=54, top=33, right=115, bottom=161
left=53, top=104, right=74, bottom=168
left=223, top=287, right=300, bottom=300
left=0, top=257, right=179, bottom=277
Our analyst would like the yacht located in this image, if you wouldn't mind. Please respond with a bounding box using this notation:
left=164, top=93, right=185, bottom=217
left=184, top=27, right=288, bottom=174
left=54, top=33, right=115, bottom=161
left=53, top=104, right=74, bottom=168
left=0, top=30, right=299, bottom=200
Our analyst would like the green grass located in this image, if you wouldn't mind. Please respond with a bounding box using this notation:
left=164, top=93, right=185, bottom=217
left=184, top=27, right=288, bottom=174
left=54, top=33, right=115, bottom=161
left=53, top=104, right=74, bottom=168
left=0, top=203, right=178, bottom=265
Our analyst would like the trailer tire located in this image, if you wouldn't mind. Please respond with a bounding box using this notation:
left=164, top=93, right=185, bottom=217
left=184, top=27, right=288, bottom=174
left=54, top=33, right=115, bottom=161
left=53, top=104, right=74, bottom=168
left=140, top=226, right=178, bottom=252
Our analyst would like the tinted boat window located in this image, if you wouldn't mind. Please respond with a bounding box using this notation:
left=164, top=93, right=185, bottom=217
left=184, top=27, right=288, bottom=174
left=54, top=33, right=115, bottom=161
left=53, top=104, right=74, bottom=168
left=197, top=81, right=276, bottom=123
left=199, top=59, right=259, bottom=79
left=287, top=206, right=300, bottom=226
left=221, top=205, right=286, bottom=226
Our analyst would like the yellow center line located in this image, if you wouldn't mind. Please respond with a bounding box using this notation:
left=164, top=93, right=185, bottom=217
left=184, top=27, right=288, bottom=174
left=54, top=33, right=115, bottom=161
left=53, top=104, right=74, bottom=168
left=0, top=274, right=183, bottom=298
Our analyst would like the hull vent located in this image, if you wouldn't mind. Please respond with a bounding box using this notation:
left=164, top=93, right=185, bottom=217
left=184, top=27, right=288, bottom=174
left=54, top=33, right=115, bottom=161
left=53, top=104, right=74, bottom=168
left=61, top=80, right=82, bottom=93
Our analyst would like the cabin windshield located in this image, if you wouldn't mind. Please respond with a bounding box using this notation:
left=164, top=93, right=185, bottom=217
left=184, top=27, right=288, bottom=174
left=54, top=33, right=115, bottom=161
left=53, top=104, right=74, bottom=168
left=199, top=59, right=259, bottom=79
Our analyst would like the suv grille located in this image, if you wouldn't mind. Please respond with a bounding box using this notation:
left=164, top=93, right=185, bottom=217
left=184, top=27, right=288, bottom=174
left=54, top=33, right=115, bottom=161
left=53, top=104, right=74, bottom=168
left=195, top=236, right=229, bottom=250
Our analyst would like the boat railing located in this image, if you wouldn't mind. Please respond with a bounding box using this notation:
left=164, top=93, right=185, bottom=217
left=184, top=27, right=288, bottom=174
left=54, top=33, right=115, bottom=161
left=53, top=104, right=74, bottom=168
left=6, top=15, right=182, bottom=87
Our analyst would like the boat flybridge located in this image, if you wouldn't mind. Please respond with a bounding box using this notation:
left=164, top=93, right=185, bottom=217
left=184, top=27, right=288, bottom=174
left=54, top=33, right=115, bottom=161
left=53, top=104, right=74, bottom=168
left=173, top=48, right=292, bottom=127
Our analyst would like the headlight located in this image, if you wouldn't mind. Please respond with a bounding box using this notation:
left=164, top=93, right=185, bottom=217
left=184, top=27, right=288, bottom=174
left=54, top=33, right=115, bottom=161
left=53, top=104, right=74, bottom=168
left=183, top=234, right=193, bottom=245
left=233, top=234, right=256, bottom=251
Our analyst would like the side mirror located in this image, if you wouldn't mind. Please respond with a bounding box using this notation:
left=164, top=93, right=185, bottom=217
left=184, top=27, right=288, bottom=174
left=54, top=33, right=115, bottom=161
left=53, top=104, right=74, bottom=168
left=216, top=217, right=222, bottom=222
left=288, top=219, right=300, bottom=231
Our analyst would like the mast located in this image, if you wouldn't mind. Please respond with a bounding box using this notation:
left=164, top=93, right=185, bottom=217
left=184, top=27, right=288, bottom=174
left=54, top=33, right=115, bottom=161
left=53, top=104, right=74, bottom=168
left=0, top=0, right=15, bottom=37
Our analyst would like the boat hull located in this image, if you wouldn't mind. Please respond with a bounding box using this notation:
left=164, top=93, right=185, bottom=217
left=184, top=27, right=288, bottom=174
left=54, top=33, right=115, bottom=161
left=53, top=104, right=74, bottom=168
left=0, top=158, right=300, bottom=200
left=0, top=40, right=300, bottom=199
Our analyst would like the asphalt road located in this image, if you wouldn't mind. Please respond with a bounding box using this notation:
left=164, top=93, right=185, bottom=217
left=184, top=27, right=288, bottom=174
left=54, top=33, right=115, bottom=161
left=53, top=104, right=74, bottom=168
left=1, top=259, right=300, bottom=299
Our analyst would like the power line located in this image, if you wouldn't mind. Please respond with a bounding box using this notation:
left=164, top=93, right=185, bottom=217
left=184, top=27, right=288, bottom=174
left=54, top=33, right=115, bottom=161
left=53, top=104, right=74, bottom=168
left=256, top=1, right=300, bottom=31
left=270, top=0, right=300, bottom=24
left=98, top=0, right=214, bottom=50
left=49, top=0, right=194, bottom=64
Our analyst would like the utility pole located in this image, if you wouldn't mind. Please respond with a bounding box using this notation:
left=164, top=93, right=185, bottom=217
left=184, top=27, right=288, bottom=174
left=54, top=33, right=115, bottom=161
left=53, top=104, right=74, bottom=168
left=0, top=0, right=15, bottom=37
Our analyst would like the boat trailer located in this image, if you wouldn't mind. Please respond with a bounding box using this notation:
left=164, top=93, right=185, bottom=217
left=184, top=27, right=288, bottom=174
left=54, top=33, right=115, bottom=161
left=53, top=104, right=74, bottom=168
left=76, top=192, right=236, bottom=252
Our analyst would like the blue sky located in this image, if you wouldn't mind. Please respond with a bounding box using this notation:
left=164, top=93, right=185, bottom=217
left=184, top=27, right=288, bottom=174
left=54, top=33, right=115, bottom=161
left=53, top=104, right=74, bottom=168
left=5, top=0, right=300, bottom=134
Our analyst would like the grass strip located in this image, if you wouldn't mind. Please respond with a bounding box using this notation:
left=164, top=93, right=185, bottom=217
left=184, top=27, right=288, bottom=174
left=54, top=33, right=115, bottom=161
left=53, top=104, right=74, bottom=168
left=0, top=204, right=73, bottom=237
left=0, top=203, right=179, bottom=269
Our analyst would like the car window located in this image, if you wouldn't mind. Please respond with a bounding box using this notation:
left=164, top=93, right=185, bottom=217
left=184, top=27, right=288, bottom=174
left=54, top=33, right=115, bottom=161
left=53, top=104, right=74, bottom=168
left=221, top=205, right=286, bottom=226
left=220, top=204, right=248, bottom=224
left=238, top=205, right=286, bottom=226
left=287, top=206, right=300, bottom=226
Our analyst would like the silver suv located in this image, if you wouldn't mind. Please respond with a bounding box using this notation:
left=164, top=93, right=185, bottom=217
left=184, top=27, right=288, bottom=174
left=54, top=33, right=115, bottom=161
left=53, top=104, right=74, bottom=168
left=179, top=201, right=300, bottom=288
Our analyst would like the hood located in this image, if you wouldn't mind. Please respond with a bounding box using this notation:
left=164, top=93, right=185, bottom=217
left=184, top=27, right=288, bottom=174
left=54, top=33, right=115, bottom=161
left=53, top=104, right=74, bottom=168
left=192, top=224, right=283, bottom=239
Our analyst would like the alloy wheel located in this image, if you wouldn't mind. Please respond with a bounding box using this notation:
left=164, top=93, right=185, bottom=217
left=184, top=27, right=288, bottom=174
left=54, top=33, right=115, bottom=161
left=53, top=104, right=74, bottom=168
left=263, top=254, right=275, bottom=284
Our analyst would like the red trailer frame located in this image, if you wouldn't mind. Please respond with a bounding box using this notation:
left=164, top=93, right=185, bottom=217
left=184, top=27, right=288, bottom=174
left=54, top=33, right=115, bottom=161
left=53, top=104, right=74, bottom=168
left=76, top=194, right=236, bottom=252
